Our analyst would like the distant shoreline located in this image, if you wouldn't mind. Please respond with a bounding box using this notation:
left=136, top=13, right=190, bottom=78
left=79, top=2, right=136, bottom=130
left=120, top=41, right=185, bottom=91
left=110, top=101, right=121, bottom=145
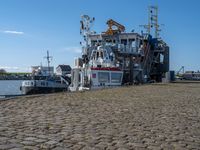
left=0, top=95, right=5, bottom=99
left=0, top=75, right=31, bottom=80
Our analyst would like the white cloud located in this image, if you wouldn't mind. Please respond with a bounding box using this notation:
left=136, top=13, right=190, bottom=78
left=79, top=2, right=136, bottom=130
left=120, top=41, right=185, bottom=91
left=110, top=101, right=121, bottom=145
left=0, top=66, right=19, bottom=70
left=62, top=47, right=82, bottom=54
left=3, top=30, right=24, bottom=35
left=0, top=66, right=31, bottom=72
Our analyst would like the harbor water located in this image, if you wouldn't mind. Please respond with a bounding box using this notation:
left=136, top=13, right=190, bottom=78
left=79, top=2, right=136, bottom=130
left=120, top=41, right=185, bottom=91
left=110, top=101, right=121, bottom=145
left=0, top=80, right=23, bottom=97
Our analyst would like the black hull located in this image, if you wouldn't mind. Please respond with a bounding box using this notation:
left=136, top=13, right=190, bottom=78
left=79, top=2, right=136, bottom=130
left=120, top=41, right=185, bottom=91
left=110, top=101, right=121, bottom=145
left=22, top=86, right=67, bottom=95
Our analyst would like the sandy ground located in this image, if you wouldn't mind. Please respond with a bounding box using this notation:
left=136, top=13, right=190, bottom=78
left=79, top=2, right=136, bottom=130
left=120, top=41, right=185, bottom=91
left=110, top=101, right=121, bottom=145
left=0, top=83, right=200, bottom=150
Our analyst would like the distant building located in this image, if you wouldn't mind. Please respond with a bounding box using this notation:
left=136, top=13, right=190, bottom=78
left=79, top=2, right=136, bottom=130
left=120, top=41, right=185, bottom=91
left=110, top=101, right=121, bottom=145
left=31, top=66, right=54, bottom=76
left=183, top=71, right=200, bottom=80
left=56, top=65, right=71, bottom=76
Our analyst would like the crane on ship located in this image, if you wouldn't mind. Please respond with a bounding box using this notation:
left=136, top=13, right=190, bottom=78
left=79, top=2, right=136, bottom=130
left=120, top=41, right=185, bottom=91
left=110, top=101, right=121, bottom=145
left=105, top=19, right=125, bottom=35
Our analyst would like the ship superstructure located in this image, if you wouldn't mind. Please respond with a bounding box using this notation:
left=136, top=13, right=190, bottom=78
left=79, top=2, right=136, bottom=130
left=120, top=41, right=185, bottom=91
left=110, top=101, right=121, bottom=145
left=69, top=6, right=169, bottom=91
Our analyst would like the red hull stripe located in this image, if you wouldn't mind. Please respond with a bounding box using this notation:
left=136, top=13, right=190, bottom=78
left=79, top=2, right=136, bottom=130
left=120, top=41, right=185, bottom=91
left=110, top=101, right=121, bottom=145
left=91, top=67, right=121, bottom=71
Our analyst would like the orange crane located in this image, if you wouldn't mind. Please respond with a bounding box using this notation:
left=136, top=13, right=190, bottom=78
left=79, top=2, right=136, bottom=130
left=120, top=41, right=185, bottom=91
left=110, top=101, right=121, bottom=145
left=105, top=19, right=125, bottom=35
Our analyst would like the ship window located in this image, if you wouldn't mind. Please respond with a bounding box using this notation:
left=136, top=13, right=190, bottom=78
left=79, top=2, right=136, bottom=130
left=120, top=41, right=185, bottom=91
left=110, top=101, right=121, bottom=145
left=160, top=54, right=164, bottom=63
left=92, top=40, right=97, bottom=46
left=106, top=40, right=112, bottom=43
left=79, top=73, right=81, bottom=82
left=100, top=51, right=103, bottom=58
left=121, top=39, right=127, bottom=45
left=131, top=41, right=136, bottom=47
left=92, top=73, right=96, bottom=78
left=111, top=73, right=122, bottom=83
left=98, top=72, right=110, bottom=83
left=96, top=52, right=99, bottom=59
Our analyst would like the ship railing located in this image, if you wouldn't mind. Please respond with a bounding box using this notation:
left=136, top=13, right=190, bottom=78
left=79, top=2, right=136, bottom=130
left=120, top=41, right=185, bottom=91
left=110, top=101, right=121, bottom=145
left=60, top=76, right=70, bottom=86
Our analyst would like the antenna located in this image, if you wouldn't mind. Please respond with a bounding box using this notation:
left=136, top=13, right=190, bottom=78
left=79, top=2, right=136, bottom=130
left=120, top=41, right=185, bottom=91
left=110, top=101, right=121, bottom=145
left=149, top=6, right=159, bottom=38
left=140, top=6, right=162, bottom=38
left=44, top=50, right=53, bottom=76
left=80, top=15, right=95, bottom=55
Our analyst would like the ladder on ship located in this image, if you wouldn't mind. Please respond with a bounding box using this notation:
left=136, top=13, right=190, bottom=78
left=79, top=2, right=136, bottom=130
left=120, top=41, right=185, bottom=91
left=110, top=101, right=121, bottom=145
left=142, top=38, right=154, bottom=80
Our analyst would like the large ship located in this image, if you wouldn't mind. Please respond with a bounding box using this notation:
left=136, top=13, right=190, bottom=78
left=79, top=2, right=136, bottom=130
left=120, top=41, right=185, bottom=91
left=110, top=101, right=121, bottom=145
left=69, top=6, right=170, bottom=91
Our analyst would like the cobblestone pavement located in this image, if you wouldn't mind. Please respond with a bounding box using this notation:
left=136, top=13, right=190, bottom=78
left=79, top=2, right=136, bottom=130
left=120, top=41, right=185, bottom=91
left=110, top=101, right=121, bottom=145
left=0, top=83, right=200, bottom=150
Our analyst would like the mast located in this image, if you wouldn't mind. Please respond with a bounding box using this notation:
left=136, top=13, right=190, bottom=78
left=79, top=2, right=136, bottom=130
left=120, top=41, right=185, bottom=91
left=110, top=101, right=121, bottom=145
left=80, top=15, right=95, bottom=64
left=44, top=50, right=52, bottom=76
left=140, top=6, right=162, bottom=38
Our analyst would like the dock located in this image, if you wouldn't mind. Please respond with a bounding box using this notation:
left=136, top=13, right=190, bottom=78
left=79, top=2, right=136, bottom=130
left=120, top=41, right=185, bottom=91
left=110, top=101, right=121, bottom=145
left=0, top=83, right=200, bottom=149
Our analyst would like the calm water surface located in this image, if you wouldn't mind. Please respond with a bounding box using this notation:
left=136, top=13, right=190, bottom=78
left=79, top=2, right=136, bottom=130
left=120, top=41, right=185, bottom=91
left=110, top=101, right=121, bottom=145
left=0, top=80, right=23, bottom=96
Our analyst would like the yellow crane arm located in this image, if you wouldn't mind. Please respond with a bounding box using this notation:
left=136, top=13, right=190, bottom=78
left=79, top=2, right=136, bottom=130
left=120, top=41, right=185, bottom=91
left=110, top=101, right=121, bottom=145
left=105, top=19, right=125, bottom=35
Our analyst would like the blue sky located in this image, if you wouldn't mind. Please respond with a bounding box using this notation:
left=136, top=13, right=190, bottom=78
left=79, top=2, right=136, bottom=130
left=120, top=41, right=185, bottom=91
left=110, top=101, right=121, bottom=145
left=0, top=0, right=200, bottom=72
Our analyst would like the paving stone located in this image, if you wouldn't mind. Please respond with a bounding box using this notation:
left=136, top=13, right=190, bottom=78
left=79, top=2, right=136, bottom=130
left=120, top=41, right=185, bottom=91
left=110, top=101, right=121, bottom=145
left=72, top=144, right=85, bottom=150
left=117, top=148, right=129, bottom=150
left=0, top=84, right=200, bottom=149
left=0, top=137, right=9, bottom=142
left=46, top=140, right=58, bottom=145
left=0, top=127, right=7, bottom=132
left=36, top=135, right=49, bottom=139
left=52, top=146, right=71, bottom=150
left=147, top=145, right=162, bottom=150
left=10, top=148, right=23, bottom=150
left=23, top=146, right=39, bottom=150
left=33, top=138, right=47, bottom=143
left=24, top=137, right=38, bottom=141
left=40, top=140, right=58, bottom=149
left=0, top=144, right=15, bottom=150
left=20, top=140, right=37, bottom=146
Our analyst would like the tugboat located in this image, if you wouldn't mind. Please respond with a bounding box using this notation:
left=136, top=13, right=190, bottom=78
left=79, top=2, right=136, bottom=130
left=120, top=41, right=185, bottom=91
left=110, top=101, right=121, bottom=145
left=21, top=51, right=70, bottom=95
left=21, top=76, right=69, bottom=95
